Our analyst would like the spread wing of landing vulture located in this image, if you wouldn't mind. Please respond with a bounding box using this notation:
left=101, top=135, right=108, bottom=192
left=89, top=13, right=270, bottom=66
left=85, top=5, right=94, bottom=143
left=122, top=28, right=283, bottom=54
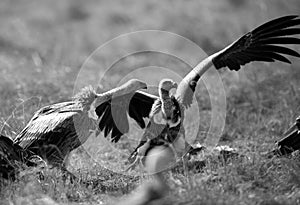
left=0, top=135, right=34, bottom=180
left=95, top=15, right=300, bottom=169
left=269, top=116, right=300, bottom=156
left=13, top=79, right=147, bottom=170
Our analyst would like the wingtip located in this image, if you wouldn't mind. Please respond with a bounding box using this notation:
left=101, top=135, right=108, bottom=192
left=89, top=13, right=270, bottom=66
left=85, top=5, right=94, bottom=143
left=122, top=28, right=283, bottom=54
left=111, top=135, right=121, bottom=143
left=252, top=14, right=300, bottom=35
left=285, top=14, right=299, bottom=18
left=278, top=14, right=299, bottom=20
left=290, top=14, right=299, bottom=19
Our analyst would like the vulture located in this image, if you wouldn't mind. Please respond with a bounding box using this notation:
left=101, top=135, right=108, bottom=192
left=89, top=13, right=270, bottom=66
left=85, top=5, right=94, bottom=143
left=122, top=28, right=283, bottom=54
left=125, top=79, right=190, bottom=171
left=95, top=15, right=300, bottom=171
left=13, top=79, right=147, bottom=173
left=269, top=116, right=300, bottom=156
left=0, top=134, right=35, bottom=180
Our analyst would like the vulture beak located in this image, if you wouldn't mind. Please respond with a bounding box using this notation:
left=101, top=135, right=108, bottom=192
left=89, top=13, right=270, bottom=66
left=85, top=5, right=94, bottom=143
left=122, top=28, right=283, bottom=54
left=142, top=83, right=148, bottom=89
left=95, top=93, right=101, bottom=98
left=173, top=82, right=178, bottom=89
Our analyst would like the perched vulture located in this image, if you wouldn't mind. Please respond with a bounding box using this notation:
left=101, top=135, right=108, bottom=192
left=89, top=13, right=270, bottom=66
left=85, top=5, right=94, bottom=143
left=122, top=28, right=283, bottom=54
left=269, top=116, right=300, bottom=156
left=13, top=79, right=147, bottom=172
left=96, top=15, right=300, bottom=170
left=0, top=134, right=35, bottom=180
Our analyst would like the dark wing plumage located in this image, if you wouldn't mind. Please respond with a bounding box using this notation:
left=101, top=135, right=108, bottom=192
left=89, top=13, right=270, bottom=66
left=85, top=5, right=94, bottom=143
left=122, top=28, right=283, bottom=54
left=96, top=91, right=158, bottom=143
left=0, top=135, right=31, bottom=179
left=129, top=91, right=158, bottom=128
left=270, top=116, right=300, bottom=156
left=176, top=15, right=300, bottom=108
left=212, top=15, right=300, bottom=71
left=13, top=102, right=85, bottom=166
left=14, top=101, right=81, bottom=147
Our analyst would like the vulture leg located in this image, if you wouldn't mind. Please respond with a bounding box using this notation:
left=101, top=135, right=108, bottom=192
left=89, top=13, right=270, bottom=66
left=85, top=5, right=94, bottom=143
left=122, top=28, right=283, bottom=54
left=182, top=154, right=192, bottom=188
left=60, top=164, right=77, bottom=183
left=168, top=140, right=192, bottom=186
left=44, top=145, right=78, bottom=183
left=125, top=140, right=151, bottom=172
left=125, top=156, right=146, bottom=182
left=125, top=156, right=142, bottom=172
left=170, top=132, right=192, bottom=186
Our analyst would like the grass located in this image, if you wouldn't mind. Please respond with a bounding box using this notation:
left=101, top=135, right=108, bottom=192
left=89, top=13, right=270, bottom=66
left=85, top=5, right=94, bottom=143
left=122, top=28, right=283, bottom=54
left=0, top=0, right=300, bottom=204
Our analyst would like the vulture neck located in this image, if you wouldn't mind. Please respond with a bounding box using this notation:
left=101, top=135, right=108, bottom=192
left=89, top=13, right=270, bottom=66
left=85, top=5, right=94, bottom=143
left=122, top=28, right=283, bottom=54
left=159, top=88, right=170, bottom=101
left=159, top=88, right=172, bottom=119
left=93, top=85, right=133, bottom=108
left=182, top=54, right=217, bottom=84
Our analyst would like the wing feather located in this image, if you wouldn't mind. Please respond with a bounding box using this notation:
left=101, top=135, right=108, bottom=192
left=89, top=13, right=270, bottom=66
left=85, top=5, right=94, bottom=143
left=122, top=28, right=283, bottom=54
left=213, top=15, right=300, bottom=70
left=95, top=91, right=158, bottom=143
left=176, top=15, right=300, bottom=108
left=14, top=102, right=80, bottom=148
left=0, top=135, right=31, bottom=179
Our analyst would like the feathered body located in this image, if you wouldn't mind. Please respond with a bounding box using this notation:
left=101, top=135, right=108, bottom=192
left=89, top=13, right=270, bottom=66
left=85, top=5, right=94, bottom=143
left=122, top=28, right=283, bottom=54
left=14, top=86, right=97, bottom=167
left=0, top=135, right=34, bottom=180
left=158, top=89, right=174, bottom=121
left=151, top=82, right=181, bottom=126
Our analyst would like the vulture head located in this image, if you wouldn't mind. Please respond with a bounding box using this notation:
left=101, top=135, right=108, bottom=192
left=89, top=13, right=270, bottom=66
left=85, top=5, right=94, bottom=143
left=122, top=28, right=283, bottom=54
left=73, top=85, right=97, bottom=109
left=159, top=79, right=177, bottom=92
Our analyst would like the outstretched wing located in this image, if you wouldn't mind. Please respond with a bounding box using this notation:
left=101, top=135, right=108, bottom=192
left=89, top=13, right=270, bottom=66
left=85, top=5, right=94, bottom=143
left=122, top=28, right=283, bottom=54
left=96, top=91, right=158, bottom=143
left=213, top=15, right=300, bottom=70
left=13, top=101, right=81, bottom=148
left=176, top=15, right=300, bottom=108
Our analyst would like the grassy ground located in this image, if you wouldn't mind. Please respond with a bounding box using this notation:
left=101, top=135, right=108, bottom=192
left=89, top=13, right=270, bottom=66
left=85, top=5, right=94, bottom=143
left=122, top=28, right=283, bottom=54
left=0, top=0, right=300, bottom=204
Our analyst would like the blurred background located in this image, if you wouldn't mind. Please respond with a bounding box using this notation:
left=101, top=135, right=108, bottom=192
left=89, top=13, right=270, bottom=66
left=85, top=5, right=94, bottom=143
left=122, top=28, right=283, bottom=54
left=0, top=1, right=300, bottom=204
